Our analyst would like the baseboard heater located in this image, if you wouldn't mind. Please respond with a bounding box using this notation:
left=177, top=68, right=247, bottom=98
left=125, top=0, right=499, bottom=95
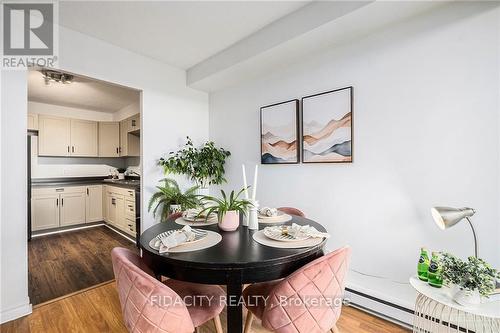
left=345, top=288, right=414, bottom=330
left=345, top=288, right=477, bottom=333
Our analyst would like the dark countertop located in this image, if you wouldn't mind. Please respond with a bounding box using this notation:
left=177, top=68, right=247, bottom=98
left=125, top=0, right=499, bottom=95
left=31, top=176, right=140, bottom=190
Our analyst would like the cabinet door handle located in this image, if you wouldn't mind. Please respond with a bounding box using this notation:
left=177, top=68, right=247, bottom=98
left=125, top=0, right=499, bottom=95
left=112, top=198, right=116, bottom=205
left=72, top=146, right=75, bottom=153
left=119, top=147, right=122, bottom=153
left=67, top=146, right=70, bottom=153
left=61, top=198, right=64, bottom=206
left=132, top=120, right=136, bottom=127
left=56, top=198, right=58, bottom=206
left=116, top=147, right=119, bottom=154
left=87, top=188, right=89, bottom=196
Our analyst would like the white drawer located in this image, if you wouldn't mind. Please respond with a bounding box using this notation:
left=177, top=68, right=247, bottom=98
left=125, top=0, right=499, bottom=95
left=32, top=185, right=86, bottom=196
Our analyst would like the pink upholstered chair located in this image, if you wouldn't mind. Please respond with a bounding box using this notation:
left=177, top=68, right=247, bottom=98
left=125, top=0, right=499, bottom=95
left=111, top=247, right=224, bottom=333
left=167, top=211, right=183, bottom=221
left=278, top=207, right=305, bottom=217
left=243, top=246, right=351, bottom=333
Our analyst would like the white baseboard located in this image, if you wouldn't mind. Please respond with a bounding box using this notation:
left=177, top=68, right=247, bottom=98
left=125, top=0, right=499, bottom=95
left=0, top=303, right=32, bottom=324
left=345, top=288, right=413, bottom=329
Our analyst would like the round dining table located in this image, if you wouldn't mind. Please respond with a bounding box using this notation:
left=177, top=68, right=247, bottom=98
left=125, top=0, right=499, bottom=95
left=140, top=215, right=327, bottom=333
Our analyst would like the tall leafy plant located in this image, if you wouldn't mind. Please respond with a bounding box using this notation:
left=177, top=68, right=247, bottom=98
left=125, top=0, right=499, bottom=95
left=159, top=137, right=231, bottom=188
left=148, top=178, right=200, bottom=222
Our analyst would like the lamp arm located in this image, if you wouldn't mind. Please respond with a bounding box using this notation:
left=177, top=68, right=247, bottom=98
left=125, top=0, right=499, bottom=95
left=465, top=216, right=478, bottom=258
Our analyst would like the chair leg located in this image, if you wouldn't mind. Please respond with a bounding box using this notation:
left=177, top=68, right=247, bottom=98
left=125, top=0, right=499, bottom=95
left=244, top=311, right=254, bottom=333
left=213, top=315, right=223, bottom=333
left=331, top=324, right=340, bottom=333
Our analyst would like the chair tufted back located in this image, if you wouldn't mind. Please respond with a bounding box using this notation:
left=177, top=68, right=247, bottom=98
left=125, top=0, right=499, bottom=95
left=261, top=246, right=351, bottom=333
left=111, top=247, right=195, bottom=333
left=277, top=207, right=305, bottom=218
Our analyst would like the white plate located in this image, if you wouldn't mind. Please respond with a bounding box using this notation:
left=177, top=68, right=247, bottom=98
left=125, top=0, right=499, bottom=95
left=149, top=228, right=208, bottom=250
left=258, top=210, right=285, bottom=219
left=263, top=226, right=310, bottom=242
left=182, top=211, right=216, bottom=222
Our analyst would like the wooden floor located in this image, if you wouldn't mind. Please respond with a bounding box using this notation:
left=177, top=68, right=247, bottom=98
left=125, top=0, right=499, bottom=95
left=28, top=225, right=137, bottom=305
left=2, top=282, right=409, bottom=333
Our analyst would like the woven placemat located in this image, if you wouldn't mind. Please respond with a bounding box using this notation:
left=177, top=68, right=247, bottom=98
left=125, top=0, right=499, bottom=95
left=149, top=230, right=222, bottom=253
left=175, top=217, right=218, bottom=226
left=252, top=230, right=323, bottom=249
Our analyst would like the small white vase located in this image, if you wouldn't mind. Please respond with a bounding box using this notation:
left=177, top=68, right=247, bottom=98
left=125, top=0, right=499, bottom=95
left=452, top=285, right=481, bottom=306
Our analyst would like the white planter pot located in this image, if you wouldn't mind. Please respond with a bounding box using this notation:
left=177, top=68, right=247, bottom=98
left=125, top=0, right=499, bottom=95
left=196, top=188, right=210, bottom=196
left=451, top=285, right=481, bottom=306
left=169, top=204, right=182, bottom=214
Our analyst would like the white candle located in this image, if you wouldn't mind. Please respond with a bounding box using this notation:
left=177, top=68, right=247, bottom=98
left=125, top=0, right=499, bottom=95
left=252, top=164, right=258, bottom=200
left=242, top=164, right=249, bottom=199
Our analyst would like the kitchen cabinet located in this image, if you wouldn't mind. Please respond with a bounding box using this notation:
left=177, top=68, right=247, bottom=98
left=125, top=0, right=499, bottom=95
left=98, top=122, right=120, bottom=157
left=70, top=119, right=98, bottom=157
left=32, top=185, right=103, bottom=232
left=60, top=191, right=86, bottom=227
left=119, top=113, right=140, bottom=157
left=104, top=185, right=136, bottom=237
left=127, top=114, right=140, bottom=133
left=28, top=113, right=38, bottom=131
left=31, top=193, right=60, bottom=231
left=86, top=185, right=103, bottom=223
left=38, top=115, right=71, bottom=156
left=38, top=115, right=98, bottom=157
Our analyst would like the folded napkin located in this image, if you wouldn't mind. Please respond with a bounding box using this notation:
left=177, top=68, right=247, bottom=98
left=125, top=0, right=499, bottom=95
left=267, top=223, right=330, bottom=239
left=157, top=226, right=195, bottom=253
left=259, top=207, right=278, bottom=217
left=184, top=208, right=215, bottom=220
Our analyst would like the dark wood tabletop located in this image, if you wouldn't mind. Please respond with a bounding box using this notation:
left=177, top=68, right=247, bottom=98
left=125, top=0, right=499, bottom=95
left=140, top=215, right=327, bottom=333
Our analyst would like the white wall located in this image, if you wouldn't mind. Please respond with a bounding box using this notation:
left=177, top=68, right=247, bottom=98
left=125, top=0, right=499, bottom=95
left=28, top=101, right=114, bottom=121
left=1, top=71, right=32, bottom=323
left=209, top=3, right=500, bottom=310
left=0, top=24, right=208, bottom=322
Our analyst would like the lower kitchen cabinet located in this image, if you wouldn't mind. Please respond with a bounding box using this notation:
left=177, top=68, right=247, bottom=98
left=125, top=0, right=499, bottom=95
left=31, top=194, right=60, bottom=231
left=104, top=185, right=136, bottom=237
left=86, top=185, right=103, bottom=223
left=31, top=185, right=103, bottom=232
left=60, top=191, right=86, bottom=227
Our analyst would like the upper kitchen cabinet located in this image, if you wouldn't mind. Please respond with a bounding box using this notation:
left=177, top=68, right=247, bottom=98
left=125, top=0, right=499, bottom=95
left=120, top=114, right=140, bottom=157
left=38, top=115, right=98, bottom=157
left=38, top=115, right=71, bottom=156
left=98, top=122, right=120, bottom=157
left=70, top=119, right=98, bottom=157
left=27, top=113, right=38, bottom=131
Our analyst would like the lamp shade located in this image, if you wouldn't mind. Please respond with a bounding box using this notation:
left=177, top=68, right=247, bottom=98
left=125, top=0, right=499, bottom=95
left=431, top=206, right=475, bottom=230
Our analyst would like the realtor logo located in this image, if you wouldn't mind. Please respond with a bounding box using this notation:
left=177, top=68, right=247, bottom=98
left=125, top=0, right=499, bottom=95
left=3, top=3, right=53, bottom=55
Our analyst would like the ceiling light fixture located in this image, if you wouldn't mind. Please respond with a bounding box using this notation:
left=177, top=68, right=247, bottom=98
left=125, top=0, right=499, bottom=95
left=41, top=70, right=74, bottom=85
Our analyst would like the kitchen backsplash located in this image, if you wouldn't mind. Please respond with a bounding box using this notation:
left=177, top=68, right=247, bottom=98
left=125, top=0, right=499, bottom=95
left=31, top=136, right=140, bottom=179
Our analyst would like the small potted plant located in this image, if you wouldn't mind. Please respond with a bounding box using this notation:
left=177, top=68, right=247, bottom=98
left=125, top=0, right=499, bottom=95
left=440, top=253, right=499, bottom=306
left=198, top=188, right=252, bottom=231
left=148, top=178, right=200, bottom=222
left=159, top=137, right=231, bottom=195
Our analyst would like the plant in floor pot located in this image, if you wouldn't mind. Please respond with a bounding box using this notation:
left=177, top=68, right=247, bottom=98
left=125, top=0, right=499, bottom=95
left=159, top=137, right=231, bottom=195
left=198, top=188, right=252, bottom=231
left=440, top=253, right=499, bottom=306
left=148, top=178, right=200, bottom=222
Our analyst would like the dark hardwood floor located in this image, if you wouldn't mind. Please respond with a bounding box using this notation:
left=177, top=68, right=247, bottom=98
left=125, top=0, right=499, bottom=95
left=28, top=225, right=137, bottom=305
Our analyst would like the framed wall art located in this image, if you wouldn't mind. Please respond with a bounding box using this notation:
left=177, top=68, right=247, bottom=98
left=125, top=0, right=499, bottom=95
left=260, top=99, right=299, bottom=164
left=301, top=86, right=353, bottom=163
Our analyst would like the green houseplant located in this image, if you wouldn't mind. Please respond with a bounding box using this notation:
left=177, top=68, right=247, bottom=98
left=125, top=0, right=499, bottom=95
left=147, top=178, right=200, bottom=222
left=440, top=253, right=499, bottom=305
left=197, top=188, right=252, bottom=231
left=159, top=137, right=231, bottom=190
